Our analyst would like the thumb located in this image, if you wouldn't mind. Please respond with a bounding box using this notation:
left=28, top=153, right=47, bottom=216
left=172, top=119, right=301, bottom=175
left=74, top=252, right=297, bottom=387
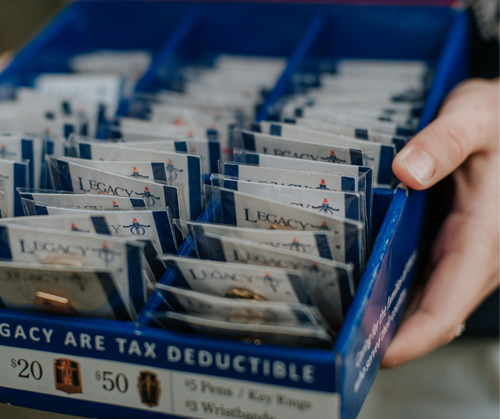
left=392, top=79, right=499, bottom=190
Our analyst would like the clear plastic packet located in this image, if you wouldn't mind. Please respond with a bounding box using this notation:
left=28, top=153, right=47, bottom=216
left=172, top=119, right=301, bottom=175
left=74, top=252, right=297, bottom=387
left=14, top=87, right=102, bottom=138
left=4, top=207, right=167, bottom=287
left=211, top=174, right=366, bottom=233
left=161, top=256, right=314, bottom=305
left=56, top=156, right=170, bottom=183
left=0, top=159, right=29, bottom=217
left=0, top=224, right=147, bottom=312
left=221, top=160, right=358, bottom=192
left=20, top=199, right=166, bottom=217
left=0, top=132, right=40, bottom=189
left=232, top=149, right=374, bottom=247
left=147, top=311, right=333, bottom=348
left=47, top=156, right=186, bottom=221
left=210, top=186, right=366, bottom=281
left=180, top=221, right=336, bottom=260
left=285, top=112, right=413, bottom=137
left=266, top=119, right=409, bottom=152
left=334, top=59, right=429, bottom=79
left=240, top=130, right=364, bottom=166
left=279, top=94, right=422, bottom=118
left=111, top=117, right=210, bottom=141
left=283, top=99, right=418, bottom=127
left=69, top=50, right=152, bottom=81
left=243, top=125, right=396, bottom=188
left=0, top=178, right=8, bottom=218
left=200, top=232, right=355, bottom=329
left=17, top=188, right=147, bottom=210
left=3, top=209, right=177, bottom=255
left=73, top=140, right=202, bottom=220
left=0, top=114, right=79, bottom=143
left=0, top=262, right=135, bottom=320
left=121, top=138, right=221, bottom=176
left=154, top=283, right=327, bottom=330
left=34, top=73, right=126, bottom=119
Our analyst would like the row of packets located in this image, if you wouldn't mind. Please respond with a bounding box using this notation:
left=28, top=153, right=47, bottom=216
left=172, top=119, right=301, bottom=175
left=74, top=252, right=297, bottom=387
left=0, top=54, right=288, bottom=330
left=0, top=53, right=429, bottom=349
left=143, top=58, right=429, bottom=347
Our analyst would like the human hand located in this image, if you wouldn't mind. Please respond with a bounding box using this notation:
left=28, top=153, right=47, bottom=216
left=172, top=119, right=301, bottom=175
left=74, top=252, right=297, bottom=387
left=381, top=78, right=500, bottom=368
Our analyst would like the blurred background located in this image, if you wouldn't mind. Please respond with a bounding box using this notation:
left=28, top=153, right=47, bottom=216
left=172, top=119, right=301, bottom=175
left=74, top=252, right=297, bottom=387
left=0, top=0, right=67, bottom=59
left=0, top=1, right=498, bottom=418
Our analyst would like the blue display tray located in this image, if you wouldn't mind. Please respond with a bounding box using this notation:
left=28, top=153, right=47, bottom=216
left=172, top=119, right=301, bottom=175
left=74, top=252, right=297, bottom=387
left=0, top=2, right=469, bottom=419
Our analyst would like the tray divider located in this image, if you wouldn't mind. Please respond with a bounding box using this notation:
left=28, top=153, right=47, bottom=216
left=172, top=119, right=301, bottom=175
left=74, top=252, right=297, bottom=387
left=255, top=14, right=326, bottom=122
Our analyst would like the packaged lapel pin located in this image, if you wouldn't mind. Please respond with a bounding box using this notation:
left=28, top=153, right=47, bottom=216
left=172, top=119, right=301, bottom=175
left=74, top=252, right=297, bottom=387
left=161, top=256, right=315, bottom=305
left=1, top=211, right=168, bottom=287
left=222, top=161, right=358, bottom=192
left=199, top=232, right=354, bottom=329
left=2, top=209, right=177, bottom=257
left=55, top=156, right=170, bottom=183
left=183, top=221, right=336, bottom=260
left=120, top=138, right=221, bottom=176
left=266, top=118, right=408, bottom=153
left=211, top=186, right=365, bottom=280
left=149, top=284, right=333, bottom=348
left=232, top=149, right=374, bottom=244
left=47, top=156, right=185, bottom=221
left=0, top=262, right=134, bottom=320
left=0, top=223, right=146, bottom=313
left=247, top=123, right=396, bottom=188
left=74, top=140, right=202, bottom=220
left=0, top=132, right=40, bottom=190
left=211, top=174, right=366, bottom=227
left=18, top=189, right=147, bottom=211
left=241, top=130, right=364, bottom=167
left=0, top=159, right=29, bottom=217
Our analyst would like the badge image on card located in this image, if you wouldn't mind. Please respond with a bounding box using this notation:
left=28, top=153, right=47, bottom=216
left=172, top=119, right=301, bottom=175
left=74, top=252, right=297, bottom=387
left=137, top=371, right=161, bottom=408
left=53, top=359, right=83, bottom=395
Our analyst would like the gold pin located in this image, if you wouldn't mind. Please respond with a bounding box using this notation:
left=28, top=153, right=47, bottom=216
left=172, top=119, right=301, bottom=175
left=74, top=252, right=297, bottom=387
left=35, top=291, right=77, bottom=316
left=225, top=288, right=266, bottom=301
left=53, top=359, right=83, bottom=394
left=137, top=370, right=161, bottom=407
left=41, top=256, right=83, bottom=267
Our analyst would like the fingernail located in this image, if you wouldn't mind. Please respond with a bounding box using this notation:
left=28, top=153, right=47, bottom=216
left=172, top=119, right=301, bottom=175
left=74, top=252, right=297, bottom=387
left=403, top=150, right=435, bottom=185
